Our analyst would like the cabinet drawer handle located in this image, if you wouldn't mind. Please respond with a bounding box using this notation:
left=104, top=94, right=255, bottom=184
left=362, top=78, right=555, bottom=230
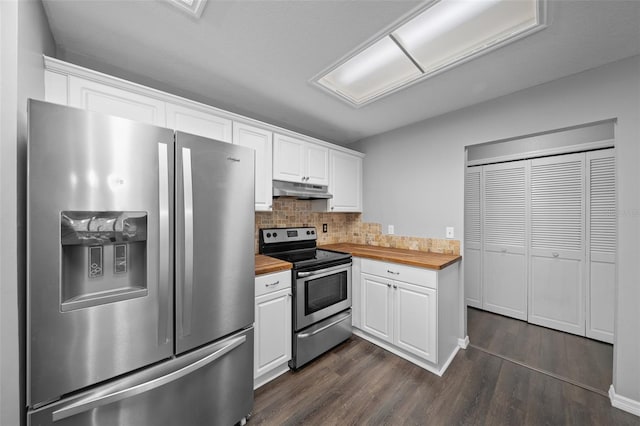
left=387, top=270, right=400, bottom=275
left=393, top=284, right=397, bottom=289
left=387, top=283, right=391, bottom=288
left=552, top=252, right=560, bottom=258
left=501, top=249, right=507, bottom=253
left=265, top=280, right=280, bottom=287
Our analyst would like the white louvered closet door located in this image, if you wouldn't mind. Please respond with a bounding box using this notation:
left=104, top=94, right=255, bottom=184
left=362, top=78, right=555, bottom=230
left=529, top=153, right=586, bottom=335
left=586, top=149, right=616, bottom=343
left=464, top=167, right=482, bottom=308
left=482, top=160, right=528, bottom=320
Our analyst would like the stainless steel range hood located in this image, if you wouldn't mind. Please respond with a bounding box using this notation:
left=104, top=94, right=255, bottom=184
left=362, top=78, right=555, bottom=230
left=273, top=180, right=333, bottom=200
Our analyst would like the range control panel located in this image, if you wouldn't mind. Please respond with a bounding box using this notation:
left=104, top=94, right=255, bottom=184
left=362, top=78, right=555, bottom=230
left=260, top=227, right=316, bottom=244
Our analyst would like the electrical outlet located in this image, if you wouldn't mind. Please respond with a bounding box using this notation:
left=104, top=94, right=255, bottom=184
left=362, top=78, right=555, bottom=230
left=322, top=223, right=328, bottom=233
left=446, top=227, right=454, bottom=239
left=388, top=224, right=394, bottom=235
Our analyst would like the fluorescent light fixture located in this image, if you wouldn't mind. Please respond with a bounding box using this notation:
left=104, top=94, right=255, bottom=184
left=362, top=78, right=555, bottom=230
left=166, top=0, right=207, bottom=18
left=313, top=0, right=545, bottom=107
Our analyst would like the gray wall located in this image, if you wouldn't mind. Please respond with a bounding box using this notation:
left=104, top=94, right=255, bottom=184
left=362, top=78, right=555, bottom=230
left=355, top=55, right=640, bottom=405
left=0, top=1, right=55, bottom=424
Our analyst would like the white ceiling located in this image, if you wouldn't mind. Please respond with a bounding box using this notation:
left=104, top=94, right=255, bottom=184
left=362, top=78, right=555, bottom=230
left=41, top=0, right=640, bottom=145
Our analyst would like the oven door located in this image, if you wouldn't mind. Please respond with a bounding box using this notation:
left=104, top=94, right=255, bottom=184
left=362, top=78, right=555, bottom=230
left=294, top=263, right=352, bottom=331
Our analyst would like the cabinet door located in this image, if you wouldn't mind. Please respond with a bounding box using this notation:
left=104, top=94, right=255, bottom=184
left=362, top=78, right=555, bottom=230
left=68, top=76, right=166, bottom=126
left=166, top=103, right=232, bottom=142
left=394, top=281, right=437, bottom=363
left=586, top=149, right=615, bottom=343
left=361, top=273, right=393, bottom=342
left=273, top=134, right=305, bottom=183
left=254, top=288, right=291, bottom=378
left=306, top=143, right=329, bottom=186
left=233, top=123, right=273, bottom=211
left=529, top=153, right=585, bottom=335
left=482, top=161, right=528, bottom=320
left=329, top=150, right=362, bottom=212
left=464, top=166, right=482, bottom=308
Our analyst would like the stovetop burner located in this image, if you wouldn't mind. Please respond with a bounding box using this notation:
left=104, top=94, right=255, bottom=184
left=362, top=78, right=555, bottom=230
left=258, top=226, right=351, bottom=270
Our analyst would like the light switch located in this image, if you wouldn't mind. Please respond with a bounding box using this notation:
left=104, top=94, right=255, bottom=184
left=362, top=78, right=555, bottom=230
left=446, top=227, right=454, bottom=239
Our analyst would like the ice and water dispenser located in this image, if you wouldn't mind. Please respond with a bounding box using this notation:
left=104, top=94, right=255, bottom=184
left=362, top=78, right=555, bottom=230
left=60, top=211, right=148, bottom=311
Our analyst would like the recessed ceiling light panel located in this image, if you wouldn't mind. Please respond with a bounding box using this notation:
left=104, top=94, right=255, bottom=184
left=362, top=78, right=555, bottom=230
left=313, top=0, right=546, bottom=107
left=166, top=0, right=207, bottom=19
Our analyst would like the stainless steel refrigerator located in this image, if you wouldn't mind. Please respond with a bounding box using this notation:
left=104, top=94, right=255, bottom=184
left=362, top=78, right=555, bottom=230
left=26, top=100, right=255, bottom=425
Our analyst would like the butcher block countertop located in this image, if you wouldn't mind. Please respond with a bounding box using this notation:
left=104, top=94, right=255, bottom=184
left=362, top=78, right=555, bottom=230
left=320, top=243, right=461, bottom=270
left=255, top=254, right=292, bottom=276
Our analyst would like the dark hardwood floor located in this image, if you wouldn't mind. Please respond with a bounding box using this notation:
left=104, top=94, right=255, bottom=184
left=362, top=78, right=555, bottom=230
left=467, top=307, right=613, bottom=394
left=250, top=336, right=638, bottom=425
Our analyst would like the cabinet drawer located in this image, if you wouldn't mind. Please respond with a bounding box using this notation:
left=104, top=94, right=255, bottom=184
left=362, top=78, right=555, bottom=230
left=361, top=258, right=437, bottom=289
left=255, top=270, right=291, bottom=297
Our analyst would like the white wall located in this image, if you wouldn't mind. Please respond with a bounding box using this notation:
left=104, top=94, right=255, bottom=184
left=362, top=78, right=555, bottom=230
left=1, top=1, right=54, bottom=424
left=1, top=2, right=21, bottom=425
left=355, top=55, right=640, bottom=407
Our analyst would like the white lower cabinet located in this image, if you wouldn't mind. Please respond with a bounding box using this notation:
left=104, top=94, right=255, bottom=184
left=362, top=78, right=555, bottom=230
left=356, top=258, right=460, bottom=375
left=254, top=270, right=291, bottom=389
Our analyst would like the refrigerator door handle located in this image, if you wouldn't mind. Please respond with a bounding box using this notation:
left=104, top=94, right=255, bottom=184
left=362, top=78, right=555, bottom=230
left=51, top=334, right=247, bottom=422
left=158, top=143, right=171, bottom=345
left=181, top=147, right=194, bottom=337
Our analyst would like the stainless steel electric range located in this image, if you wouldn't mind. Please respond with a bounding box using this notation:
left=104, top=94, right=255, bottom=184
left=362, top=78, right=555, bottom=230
left=259, top=227, right=352, bottom=369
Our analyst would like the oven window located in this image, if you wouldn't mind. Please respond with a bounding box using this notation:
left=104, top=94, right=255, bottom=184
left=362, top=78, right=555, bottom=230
left=304, top=270, right=348, bottom=315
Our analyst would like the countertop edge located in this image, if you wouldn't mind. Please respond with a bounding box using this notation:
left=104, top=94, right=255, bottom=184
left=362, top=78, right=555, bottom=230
left=255, top=254, right=292, bottom=276
left=321, top=243, right=462, bottom=270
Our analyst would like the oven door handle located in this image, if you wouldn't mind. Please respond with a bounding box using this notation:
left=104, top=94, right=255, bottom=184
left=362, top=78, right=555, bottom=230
left=297, top=262, right=352, bottom=278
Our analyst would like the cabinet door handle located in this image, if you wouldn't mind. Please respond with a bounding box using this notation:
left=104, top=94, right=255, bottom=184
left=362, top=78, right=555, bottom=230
left=265, top=280, right=280, bottom=288
left=552, top=252, right=560, bottom=258
left=393, top=285, right=397, bottom=289
left=387, top=283, right=391, bottom=288
left=387, top=270, right=400, bottom=275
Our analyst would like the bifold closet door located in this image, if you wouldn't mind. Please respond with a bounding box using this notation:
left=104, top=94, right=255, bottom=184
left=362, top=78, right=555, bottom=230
left=464, top=167, right=482, bottom=308
left=482, top=160, right=528, bottom=320
left=529, top=153, right=585, bottom=336
left=586, top=149, right=616, bottom=343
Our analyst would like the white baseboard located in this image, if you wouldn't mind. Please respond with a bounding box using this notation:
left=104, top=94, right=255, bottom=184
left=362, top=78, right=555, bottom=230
left=254, top=363, right=290, bottom=390
left=458, top=335, right=470, bottom=349
left=609, top=385, right=640, bottom=417
left=353, top=329, right=459, bottom=377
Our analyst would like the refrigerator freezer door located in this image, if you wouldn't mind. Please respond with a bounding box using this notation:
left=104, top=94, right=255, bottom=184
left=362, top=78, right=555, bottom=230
left=28, top=328, right=254, bottom=426
left=27, top=100, right=175, bottom=407
left=175, top=132, right=255, bottom=354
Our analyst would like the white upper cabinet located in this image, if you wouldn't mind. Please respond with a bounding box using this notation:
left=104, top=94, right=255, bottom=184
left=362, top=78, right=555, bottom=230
left=44, top=57, right=365, bottom=214
left=68, top=76, right=166, bottom=126
left=273, top=134, right=328, bottom=185
left=166, top=103, right=232, bottom=143
left=233, top=122, right=273, bottom=211
left=328, top=150, right=362, bottom=212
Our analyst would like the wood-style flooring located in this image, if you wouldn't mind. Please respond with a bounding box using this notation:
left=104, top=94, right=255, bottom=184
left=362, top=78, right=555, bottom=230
left=250, top=336, right=638, bottom=425
left=467, top=307, right=613, bottom=395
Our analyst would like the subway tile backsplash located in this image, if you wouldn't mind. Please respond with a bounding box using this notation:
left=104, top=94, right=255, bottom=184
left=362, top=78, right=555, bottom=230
left=255, top=198, right=460, bottom=256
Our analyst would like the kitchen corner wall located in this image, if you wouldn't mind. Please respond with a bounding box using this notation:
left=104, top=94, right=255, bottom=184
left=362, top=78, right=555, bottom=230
left=255, top=198, right=460, bottom=255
